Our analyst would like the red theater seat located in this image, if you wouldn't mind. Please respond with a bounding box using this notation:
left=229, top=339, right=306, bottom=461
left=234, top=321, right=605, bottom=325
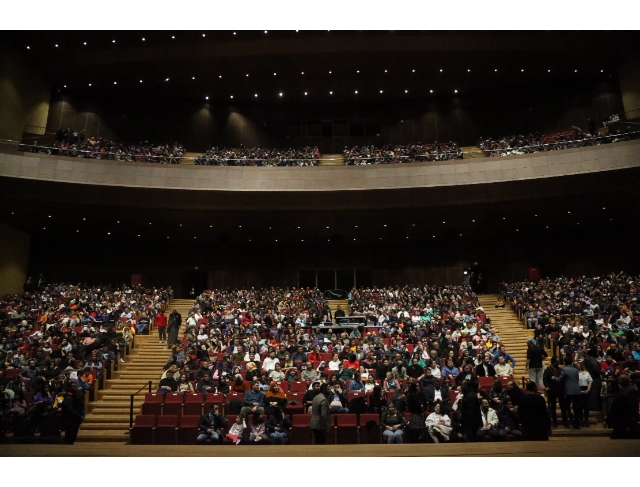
left=155, top=415, right=178, bottom=444
left=177, top=415, right=200, bottom=445
left=162, top=392, right=184, bottom=415
left=184, top=393, right=205, bottom=416
left=290, top=414, right=312, bottom=445
left=359, top=414, right=380, bottom=444
left=142, top=393, right=164, bottom=415
left=334, top=413, right=358, bottom=444
left=130, top=415, right=156, bottom=445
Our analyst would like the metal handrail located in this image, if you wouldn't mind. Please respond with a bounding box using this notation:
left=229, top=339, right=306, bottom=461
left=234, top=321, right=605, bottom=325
left=129, top=381, right=152, bottom=429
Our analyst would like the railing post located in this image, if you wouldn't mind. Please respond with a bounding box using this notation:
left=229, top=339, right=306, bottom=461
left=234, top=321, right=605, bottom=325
left=148, top=380, right=152, bottom=393
left=129, top=394, right=134, bottom=430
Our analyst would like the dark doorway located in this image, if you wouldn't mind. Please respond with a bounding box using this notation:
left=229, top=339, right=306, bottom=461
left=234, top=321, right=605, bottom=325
left=317, top=270, right=335, bottom=291
left=182, top=271, right=208, bottom=299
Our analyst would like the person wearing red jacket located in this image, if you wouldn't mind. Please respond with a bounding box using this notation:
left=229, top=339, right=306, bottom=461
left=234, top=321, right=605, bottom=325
left=155, top=310, right=168, bottom=343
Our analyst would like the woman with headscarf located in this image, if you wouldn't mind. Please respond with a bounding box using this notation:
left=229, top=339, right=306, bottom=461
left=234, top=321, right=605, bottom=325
left=264, top=381, right=287, bottom=416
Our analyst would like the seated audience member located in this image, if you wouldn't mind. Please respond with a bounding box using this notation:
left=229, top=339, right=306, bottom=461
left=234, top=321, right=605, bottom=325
left=477, top=398, right=502, bottom=440
left=494, top=356, right=513, bottom=376
left=197, top=404, right=225, bottom=443
left=240, top=381, right=265, bottom=417
left=328, top=383, right=349, bottom=414
left=225, top=414, right=246, bottom=445
left=157, top=370, right=178, bottom=393
left=266, top=405, right=292, bottom=445
left=381, top=403, right=405, bottom=444
left=425, top=403, right=453, bottom=443
left=497, top=399, right=522, bottom=439
left=247, top=411, right=269, bottom=444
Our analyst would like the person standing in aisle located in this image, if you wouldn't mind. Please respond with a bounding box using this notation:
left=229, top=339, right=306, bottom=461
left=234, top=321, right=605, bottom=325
left=310, top=382, right=331, bottom=444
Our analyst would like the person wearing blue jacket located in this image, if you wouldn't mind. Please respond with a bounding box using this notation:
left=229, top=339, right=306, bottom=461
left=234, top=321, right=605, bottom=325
left=554, top=356, right=582, bottom=429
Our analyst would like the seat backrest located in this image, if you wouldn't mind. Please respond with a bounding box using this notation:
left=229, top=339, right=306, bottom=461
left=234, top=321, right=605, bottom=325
left=178, top=415, right=200, bottom=427
left=287, top=392, right=303, bottom=403
left=134, top=415, right=157, bottom=427
left=292, top=414, right=312, bottom=426
left=336, top=414, right=357, bottom=426
left=157, top=415, right=179, bottom=427
left=165, top=393, right=184, bottom=404
left=144, top=392, right=164, bottom=403
left=358, top=414, right=379, bottom=426
left=185, top=393, right=204, bottom=403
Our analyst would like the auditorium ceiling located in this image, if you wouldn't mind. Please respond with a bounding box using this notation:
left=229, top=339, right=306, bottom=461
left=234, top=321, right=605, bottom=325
left=2, top=31, right=638, bottom=103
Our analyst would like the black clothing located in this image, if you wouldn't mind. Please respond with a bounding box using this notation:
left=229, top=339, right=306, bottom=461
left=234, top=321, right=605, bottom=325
left=519, top=392, right=550, bottom=440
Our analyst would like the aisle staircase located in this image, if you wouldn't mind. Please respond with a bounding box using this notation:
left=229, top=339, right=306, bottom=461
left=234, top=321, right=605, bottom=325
left=318, top=153, right=344, bottom=166
left=75, top=299, right=194, bottom=442
left=327, top=299, right=349, bottom=318
left=478, top=294, right=535, bottom=379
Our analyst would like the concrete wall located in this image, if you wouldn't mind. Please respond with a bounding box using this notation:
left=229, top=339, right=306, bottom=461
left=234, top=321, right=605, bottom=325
left=1, top=138, right=640, bottom=193
left=0, top=223, right=30, bottom=296
left=0, top=50, right=51, bottom=140
left=619, top=55, right=640, bottom=116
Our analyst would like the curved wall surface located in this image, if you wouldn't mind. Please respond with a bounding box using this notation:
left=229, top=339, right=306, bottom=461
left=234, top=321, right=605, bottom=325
left=0, top=139, right=639, bottom=193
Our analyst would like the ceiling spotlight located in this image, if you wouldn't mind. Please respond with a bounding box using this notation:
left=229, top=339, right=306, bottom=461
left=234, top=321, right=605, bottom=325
left=264, top=31, right=268, bottom=33
left=205, top=96, right=209, bottom=100
left=503, top=217, right=506, bottom=220
left=326, top=226, right=330, bottom=229
left=165, top=78, right=170, bottom=81
left=384, top=69, right=388, bottom=73
left=48, top=215, right=52, bottom=218
left=301, top=72, right=304, bottom=75
left=357, top=70, right=360, bottom=73
left=112, top=40, right=116, bottom=43
left=113, top=81, right=117, bottom=85
left=107, top=232, right=111, bottom=235
left=63, top=85, right=66, bottom=88
left=27, top=46, right=30, bottom=50
left=171, top=36, right=175, bottom=39
left=230, top=95, right=234, bottom=99
left=239, top=225, right=242, bottom=228
left=405, top=90, right=408, bottom=93
left=137, top=234, right=141, bottom=237
left=495, top=69, right=498, bottom=72
left=575, top=69, right=578, bottom=72
left=602, top=207, right=606, bottom=210
left=139, top=80, right=143, bottom=83
left=55, top=44, right=58, bottom=48
left=521, top=69, right=524, bottom=72
left=279, top=92, right=283, bottom=96
left=454, top=89, right=458, bottom=93
left=548, top=69, right=551, bottom=73
left=383, top=224, right=387, bottom=227
left=467, top=69, right=470, bottom=72
left=88, top=83, right=92, bottom=87
left=329, top=71, right=332, bottom=74
left=142, top=38, right=145, bottom=41
left=567, top=211, right=571, bottom=214
left=202, top=33, right=206, bottom=37
left=233, top=32, right=236, bottom=35
left=273, top=72, right=277, bottom=76
left=440, top=69, right=443, bottom=72
left=472, top=219, right=475, bottom=222
left=83, top=42, right=87, bottom=45
left=329, top=91, right=333, bottom=95
left=430, top=89, right=433, bottom=93
left=442, top=221, right=445, bottom=224
left=219, top=75, right=222, bottom=78
left=412, top=69, right=415, bottom=73
left=304, top=92, right=307, bottom=95
left=192, top=77, right=195, bottom=80
left=43, top=227, right=46, bottom=230
left=432, top=235, right=435, bottom=238
left=379, top=90, right=383, bottom=93
left=355, top=90, right=358, bottom=94
left=254, top=94, right=258, bottom=97
left=601, top=69, right=604, bottom=73
left=246, top=74, right=249, bottom=77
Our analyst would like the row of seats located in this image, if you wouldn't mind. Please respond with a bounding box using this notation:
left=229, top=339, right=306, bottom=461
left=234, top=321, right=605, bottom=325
left=130, top=413, right=381, bottom=445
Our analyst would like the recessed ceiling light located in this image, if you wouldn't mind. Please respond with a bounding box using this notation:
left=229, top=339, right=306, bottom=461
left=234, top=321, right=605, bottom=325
left=107, top=232, right=111, bottom=235
left=442, top=221, right=445, bottom=224
left=432, top=235, right=435, bottom=238
left=194, top=236, right=197, bottom=239
left=83, top=218, right=86, bottom=220
left=602, top=207, right=606, bottom=210
left=430, top=90, right=433, bottom=93
left=454, top=90, right=458, bottom=93
left=171, top=36, right=175, bottom=39
left=601, top=69, right=604, bottom=73
left=179, top=224, right=182, bottom=227
left=113, top=81, right=117, bottom=85
left=273, top=73, right=277, bottom=76
left=83, top=42, right=87, bottom=45
left=516, top=229, right=519, bottom=232
left=354, top=238, right=357, bottom=241
left=48, top=215, right=51, bottom=218
left=248, top=239, right=252, bottom=242
left=142, top=38, right=145, bottom=41
left=167, top=236, right=170, bottom=239
left=149, top=222, right=152, bottom=225
left=202, top=33, right=206, bottom=37
left=379, top=90, right=383, bottom=93
left=412, top=224, right=415, bottom=227
left=230, top=95, right=234, bottom=99
left=117, top=221, right=120, bottom=224
left=521, top=69, right=524, bottom=72
left=412, top=69, right=415, bottom=73
left=55, top=44, right=58, bottom=48
left=254, top=94, right=258, bottom=97
left=301, top=72, right=304, bottom=75
left=264, top=31, right=268, bottom=33
left=239, top=225, right=242, bottom=228
left=43, top=227, right=46, bottom=230
left=139, top=80, right=143, bottom=83
left=384, top=69, right=388, bottom=73
left=329, top=91, right=333, bottom=95
left=383, top=224, right=387, bottom=227
left=355, top=225, right=358, bottom=228
left=205, top=96, right=209, bottom=100
left=279, top=92, right=283, bottom=96
left=472, top=219, right=475, bottom=222
left=233, top=32, right=236, bottom=35
left=88, top=83, right=92, bottom=86
left=495, top=69, right=498, bottom=72
left=329, top=71, right=332, bottom=74
left=301, top=239, right=304, bottom=242
left=548, top=69, right=551, bottom=73
left=210, top=225, right=213, bottom=228
left=406, top=237, right=409, bottom=239
left=567, top=211, right=571, bottom=214
left=440, top=69, right=443, bottom=72
left=379, top=237, right=382, bottom=240
left=246, top=74, right=249, bottom=77
left=405, top=90, right=408, bottom=93
left=355, top=90, right=358, bottom=94
left=192, top=77, right=195, bottom=80
left=304, top=92, right=307, bottom=95
left=467, top=69, right=470, bottom=72
left=297, top=226, right=300, bottom=229
left=63, top=85, right=66, bottom=88
left=326, top=226, right=330, bottom=229
left=137, top=234, right=140, bottom=237
left=357, top=70, right=360, bottom=73
left=112, top=40, right=116, bottom=43
left=219, top=75, right=222, bottom=78
left=575, top=69, right=578, bottom=73
left=503, top=217, right=506, bottom=220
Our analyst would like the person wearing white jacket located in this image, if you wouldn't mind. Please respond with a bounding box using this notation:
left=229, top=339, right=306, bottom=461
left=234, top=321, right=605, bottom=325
left=425, top=403, right=453, bottom=443
left=477, top=398, right=502, bottom=440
